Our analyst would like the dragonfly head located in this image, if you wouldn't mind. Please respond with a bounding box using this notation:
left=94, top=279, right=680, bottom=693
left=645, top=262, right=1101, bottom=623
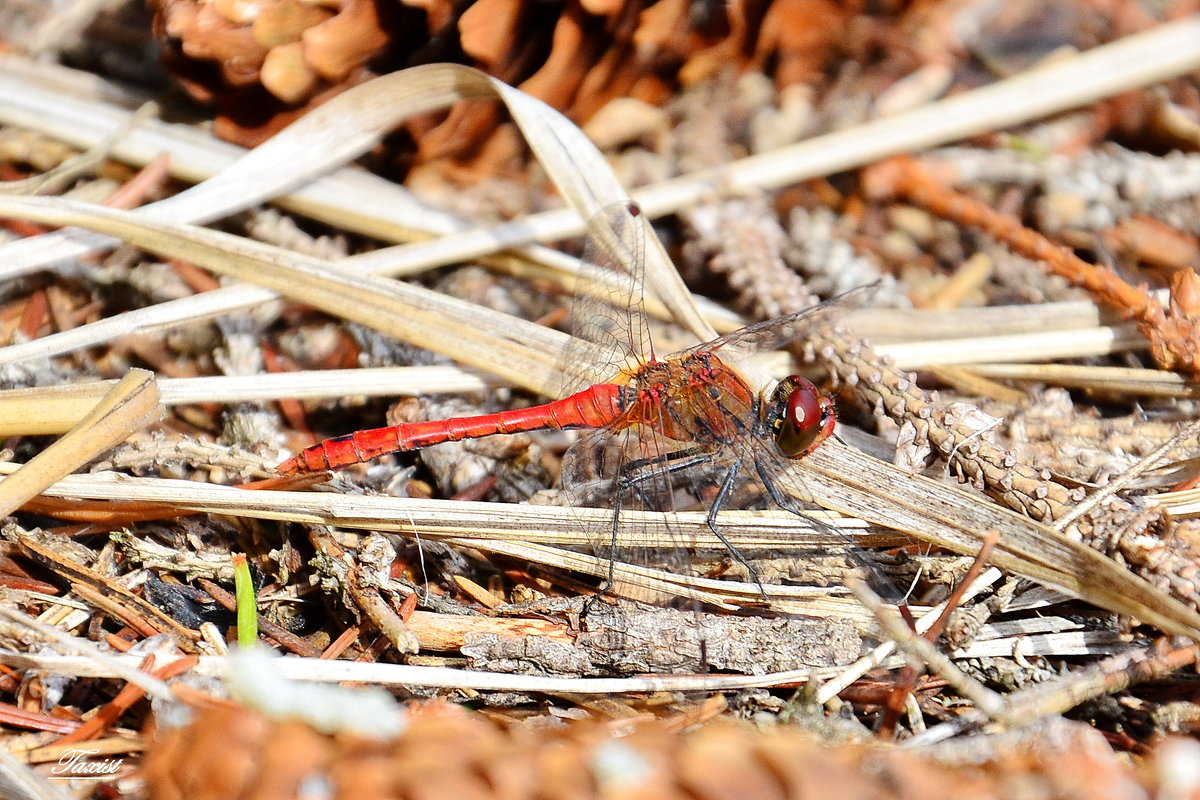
left=770, top=375, right=836, bottom=459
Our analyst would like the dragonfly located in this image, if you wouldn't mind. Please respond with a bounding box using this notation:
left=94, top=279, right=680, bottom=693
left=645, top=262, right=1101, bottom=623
left=278, top=203, right=861, bottom=593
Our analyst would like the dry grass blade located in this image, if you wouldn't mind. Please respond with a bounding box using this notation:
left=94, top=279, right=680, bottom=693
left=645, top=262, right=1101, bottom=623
left=0, top=20, right=1197, bottom=369
left=0, top=368, right=499, bottom=435
left=0, top=299, right=1155, bottom=436
left=2, top=469, right=871, bottom=551
left=0, top=62, right=707, bottom=348
left=877, top=323, right=1146, bottom=370
left=796, top=443, right=1200, bottom=641
left=1149, top=488, right=1200, bottom=518
left=17, top=534, right=199, bottom=653
left=9, top=469, right=887, bottom=615
left=0, top=369, right=161, bottom=517
left=0, top=382, right=120, bottom=437
left=0, top=63, right=703, bottom=395
left=0, top=194, right=575, bottom=397
left=0, top=604, right=174, bottom=700
left=0, top=55, right=465, bottom=243
left=965, top=363, right=1200, bottom=399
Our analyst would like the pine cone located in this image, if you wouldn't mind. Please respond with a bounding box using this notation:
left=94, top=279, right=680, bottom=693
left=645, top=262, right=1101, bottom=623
left=148, top=0, right=853, bottom=172
left=151, top=0, right=408, bottom=145
left=142, top=700, right=1168, bottom=800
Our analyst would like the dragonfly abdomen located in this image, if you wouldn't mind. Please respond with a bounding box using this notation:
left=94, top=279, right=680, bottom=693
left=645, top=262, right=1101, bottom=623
left=278, top=384, right=625, bottom=473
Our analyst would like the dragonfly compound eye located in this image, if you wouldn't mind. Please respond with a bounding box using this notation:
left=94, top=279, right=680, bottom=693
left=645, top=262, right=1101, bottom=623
left=774, top=376, right=836, bottom=458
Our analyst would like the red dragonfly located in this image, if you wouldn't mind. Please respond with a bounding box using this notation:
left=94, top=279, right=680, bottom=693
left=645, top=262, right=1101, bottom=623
left=278, top=203, right=855, bottom=587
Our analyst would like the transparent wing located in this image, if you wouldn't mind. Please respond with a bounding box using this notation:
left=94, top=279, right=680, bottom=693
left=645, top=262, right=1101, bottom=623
left=561, top=417, right=690, bottom=576
left=556, top=203, right=656, bottom=396
left=693, top=283, right=879, bottom=364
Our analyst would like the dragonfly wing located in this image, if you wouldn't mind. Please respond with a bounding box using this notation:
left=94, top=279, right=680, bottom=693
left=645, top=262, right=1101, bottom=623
left=694, top=283, right=880, bottom=365
left=557, top=203, right=656, bottom=396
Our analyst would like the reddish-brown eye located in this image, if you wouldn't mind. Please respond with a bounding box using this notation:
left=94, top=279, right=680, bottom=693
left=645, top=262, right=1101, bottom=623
left=774, top=376, right=835, bottom=458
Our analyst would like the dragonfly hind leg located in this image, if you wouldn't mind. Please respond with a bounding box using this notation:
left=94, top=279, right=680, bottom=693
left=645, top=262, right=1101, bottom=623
left=589, top=448, right=708, bottom=606
left=702, top=457, right=768, bottom=601
left=614, top=449, right=768, bottom=601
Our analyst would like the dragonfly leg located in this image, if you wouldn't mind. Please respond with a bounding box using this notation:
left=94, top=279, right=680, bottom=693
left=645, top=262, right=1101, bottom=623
left=617, top=448, right=707, bottom=482
left=601, top=483, right=625, bottom=596
left=584, top=451, right=705, bottom=614
left=703, top=458, right=767, bottom=600
left=617, top=447, right=708, bottom=509
left=615, top=449, right=768, bottom=601
left=752, top=461, right=899, bottom=601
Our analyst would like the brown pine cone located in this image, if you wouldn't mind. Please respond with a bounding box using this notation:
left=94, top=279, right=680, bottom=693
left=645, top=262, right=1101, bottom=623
left=142, top=699, right=1170, bottom=800
left=151, top=0, right=411, bottom=145
left=148, top=0, right=855, bottom=172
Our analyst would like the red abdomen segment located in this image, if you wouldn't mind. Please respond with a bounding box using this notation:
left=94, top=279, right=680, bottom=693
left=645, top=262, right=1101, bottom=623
left=278, top=384, right=624, bottom=474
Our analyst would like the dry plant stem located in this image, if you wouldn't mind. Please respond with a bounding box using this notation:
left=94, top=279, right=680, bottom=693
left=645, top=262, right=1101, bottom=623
left=307, top=526, right=420, bottom=654
left=0, top=100, right=160, bottom=197
left=814, top=568, right=1002, bottom=706
left=0, top=649, right=850, bottom=694
left=848, top=578, right=1007, bottom=721
left=0, top=62, right=714, bottom=347
left=1001, top=640, right=1200, bottom=723
left=0, top=604, right=174, bottom=701
left=1053, top=418, right=1200, bottom=532
left=926, top=531, right=1000, bottom=644
left=879, top=531, right=1000, bottom=737
left=399, top=611, right=573, bottom=653
left=0, top=369, right=161, bottom=517
left=0, top=193, right=584, bottom=398
left=865, top=156, right=1200, bottom=377
left=914, top=640, right=1200, bottom=744
left=17, top=533, right=199, bottom=653
left=3, top=465, right=886, bottom=615
left=0, top=367, right=496, bottom=436
left=966, top=363, right=1200, bottom=399
left=101, top=151, right=172, bottom=210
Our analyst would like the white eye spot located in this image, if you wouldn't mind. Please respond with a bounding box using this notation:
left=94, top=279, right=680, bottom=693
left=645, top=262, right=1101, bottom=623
left=792, top=406, right=806, bottom=425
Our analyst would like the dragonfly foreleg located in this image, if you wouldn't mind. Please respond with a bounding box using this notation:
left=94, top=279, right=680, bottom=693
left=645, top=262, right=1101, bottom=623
left=752, top=460, right=899, bottom=601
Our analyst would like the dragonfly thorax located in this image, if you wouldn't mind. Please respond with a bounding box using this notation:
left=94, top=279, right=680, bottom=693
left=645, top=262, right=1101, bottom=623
left=615, top=351, right=757, bottom=445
